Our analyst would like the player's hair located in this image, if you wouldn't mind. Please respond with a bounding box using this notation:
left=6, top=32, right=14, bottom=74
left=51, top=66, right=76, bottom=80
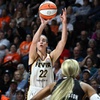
left=41, top=34, right=48, bottom=43
left=51, top=59, right=80, bottom=100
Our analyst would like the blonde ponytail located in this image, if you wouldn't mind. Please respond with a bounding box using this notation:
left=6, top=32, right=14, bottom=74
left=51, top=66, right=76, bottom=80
left=51, top=59, right=80, bottom=100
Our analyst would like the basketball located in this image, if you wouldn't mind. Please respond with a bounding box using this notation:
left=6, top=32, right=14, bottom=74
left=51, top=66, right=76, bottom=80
left=39, top=1, right=57, bottom=20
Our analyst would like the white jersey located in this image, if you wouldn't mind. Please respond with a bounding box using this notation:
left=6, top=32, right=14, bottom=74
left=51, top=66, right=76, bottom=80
left=30, top=54, right=54, bottom=87
left=27, top=54, right=54, bottom=100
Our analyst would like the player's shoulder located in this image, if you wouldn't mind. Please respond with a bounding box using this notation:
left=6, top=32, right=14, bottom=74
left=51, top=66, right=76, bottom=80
left=80, top=81, right=93, bottom=93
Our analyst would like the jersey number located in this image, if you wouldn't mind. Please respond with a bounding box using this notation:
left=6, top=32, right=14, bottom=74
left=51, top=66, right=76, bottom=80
left=39, top=70, right=48, bottom=78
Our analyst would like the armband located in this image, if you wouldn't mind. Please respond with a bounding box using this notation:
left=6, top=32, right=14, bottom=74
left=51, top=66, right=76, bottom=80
left=90, top=94, right=100, bottom=100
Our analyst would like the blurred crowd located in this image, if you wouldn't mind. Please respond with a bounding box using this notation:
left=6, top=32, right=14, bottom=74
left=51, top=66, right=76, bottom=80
left=0, top=0, right=100, bottom=100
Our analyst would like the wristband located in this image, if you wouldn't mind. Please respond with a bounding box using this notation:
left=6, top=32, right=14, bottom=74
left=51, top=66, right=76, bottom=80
left=90, top=94, right=100, bottom=100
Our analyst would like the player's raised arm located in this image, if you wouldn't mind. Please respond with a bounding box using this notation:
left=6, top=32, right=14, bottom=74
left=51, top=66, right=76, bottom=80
left=29, top=17, right=49, bottom=65
left=50, top=8, right=68, bottom=65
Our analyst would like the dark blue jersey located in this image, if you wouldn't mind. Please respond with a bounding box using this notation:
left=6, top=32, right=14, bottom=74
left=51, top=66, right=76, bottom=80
left=52, top=78, right=85, bottom=100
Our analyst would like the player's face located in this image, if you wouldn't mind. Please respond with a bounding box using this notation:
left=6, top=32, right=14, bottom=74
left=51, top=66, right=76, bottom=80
left=37, top=35, right=48, bottom=51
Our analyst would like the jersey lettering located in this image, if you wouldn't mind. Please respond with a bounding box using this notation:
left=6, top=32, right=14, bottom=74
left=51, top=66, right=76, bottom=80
left=39, top=70, right=48, bottom=78
left=68, top=93, right=78, bottom=100
left=35, top=62, right=51, bottom=68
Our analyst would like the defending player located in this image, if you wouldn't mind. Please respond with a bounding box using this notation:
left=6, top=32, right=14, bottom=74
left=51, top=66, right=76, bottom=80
left=32, top=59, right=100, bottom=100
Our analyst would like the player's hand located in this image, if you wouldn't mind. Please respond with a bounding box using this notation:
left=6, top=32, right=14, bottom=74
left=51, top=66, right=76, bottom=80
left=40, top=16, right=49, bottom=26
left=60, top=8, right=67, bottom=24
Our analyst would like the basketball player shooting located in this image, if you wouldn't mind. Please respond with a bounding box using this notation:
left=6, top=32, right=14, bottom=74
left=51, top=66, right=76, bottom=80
left=27, top=8, right=67, bottom=100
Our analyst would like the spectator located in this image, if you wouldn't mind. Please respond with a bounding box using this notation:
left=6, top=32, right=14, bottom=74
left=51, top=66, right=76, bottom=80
left=90, top=79, right=100, bottom=94
left=14, top=11, right=24, bottom=25
left=5, top=79, right=17, bottom=100
left=16, top=18, right=29, bottom=41
left=59, top=17, right=74, bottom=34
left=91, top=21, right=100, bottom=39
left=13, top=35, right=21, bottom=49
left=3, top=44, right=21, bottom=72
left=9, top=19, right=17, bottom=35
left=5, top=28, right=14, bottom=43
left=0, top=70, right=12, bottom=94
left=88, top=39, right=98, bottom=55
left=25, top=9, right=34, bottom=27
left=81, top=69, right=91, bottom=84
left=55, top=0, right=66, bottom=15
left=13, top=70, right=28, bottom=90
left=0, top=0, right=6, bottom=16
left=76, top=30, right=89, bottom=49
left=8, top=0, right=17, bottom=11
left=71, top=46, right=84, bottom=63
left=20, top=18, right=32, bottom=35
left=67, top=6, right=76, bottom=24
left=7, top=3, right=15, bottom=18
left=50, top=19, right=59, bottom=36
left=86, top=47, right=99, bottom=67
left=74, top=0, right=91, bottom=20
left=14, top=1, right=26, bottom=18
left=87, top=0, right=100, bottom=23
left=86, top=47, right=95, bottom=57
left=0, top=90, right=10, bottom=100
left=18, top=34, right=32, bottom=71
left=95, top=68, right=100, bottom=84
left=76, top=41, right=87, bottom=57
left=31, top=23, right=38, bottom=37
left=94, top=30, right=100, bottom=65
left=53, top=58, right=62, bottom=81
left=93, top=29, right=100, bottom=46
left=80, top=56, right=97, bottom=77
left=16, top=89, right=25, bottom=100
left=0, top=31, right=10, bottom=64
left=88, top=39, right=96, bottom=48
left=0, top=9, right=11, bottom=29
left=75, top=0, right=84, bottom=6
left=27, top=0, right=45, bottom=16
left=17, top=63, right=30, bottom=80
left=35, top=16, right=41, bottom=27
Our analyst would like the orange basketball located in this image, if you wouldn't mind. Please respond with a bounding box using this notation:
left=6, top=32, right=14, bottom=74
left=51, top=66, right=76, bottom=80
left=39, top=1, right=57, bottom=20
